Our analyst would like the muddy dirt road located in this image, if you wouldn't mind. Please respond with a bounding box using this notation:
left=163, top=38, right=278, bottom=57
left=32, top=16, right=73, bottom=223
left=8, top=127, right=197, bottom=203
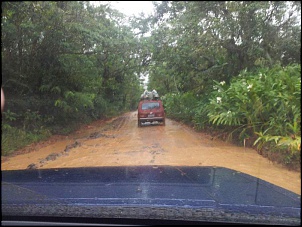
left=1, top=111, right=301, bottom=194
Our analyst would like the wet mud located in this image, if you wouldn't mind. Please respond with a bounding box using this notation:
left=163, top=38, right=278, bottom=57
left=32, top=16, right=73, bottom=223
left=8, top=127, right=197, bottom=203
left=1, top=111, right=301, bottom=195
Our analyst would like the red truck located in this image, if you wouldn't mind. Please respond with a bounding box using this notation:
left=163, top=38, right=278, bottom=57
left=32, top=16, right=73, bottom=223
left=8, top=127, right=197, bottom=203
left=137, top=99, right=165, bottom=127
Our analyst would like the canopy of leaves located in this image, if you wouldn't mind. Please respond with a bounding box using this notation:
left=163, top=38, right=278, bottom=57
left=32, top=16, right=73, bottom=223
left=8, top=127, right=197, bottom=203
left=2, top=1, right=145, bottom=133
left=148, top=1, right=301, bottom=95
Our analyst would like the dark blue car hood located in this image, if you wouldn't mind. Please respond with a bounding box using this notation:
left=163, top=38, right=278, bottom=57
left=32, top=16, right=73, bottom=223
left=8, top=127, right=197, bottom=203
left=1, top=166, right=301, bottom=225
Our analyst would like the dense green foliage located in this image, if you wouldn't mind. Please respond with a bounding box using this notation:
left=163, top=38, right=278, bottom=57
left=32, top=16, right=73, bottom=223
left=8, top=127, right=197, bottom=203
left=2, top=1, right=145, bottom=153
left=149, top=1, right=300, bottom=93
left=1, top=1, right=301, bottom=169
left=148, top=1, right=301, bottom=168
left=208, top=64, right=300, bottom=147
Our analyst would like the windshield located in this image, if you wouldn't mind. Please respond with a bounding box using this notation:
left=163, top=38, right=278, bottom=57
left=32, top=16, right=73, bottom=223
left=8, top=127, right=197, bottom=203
left=142, top=102, right=160, bottom=110
left=1, top=1, right=301, bottom=225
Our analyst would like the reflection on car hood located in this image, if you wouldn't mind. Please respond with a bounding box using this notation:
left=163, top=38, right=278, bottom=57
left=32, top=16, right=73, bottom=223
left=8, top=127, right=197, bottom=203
left=2, top=166, right=301, bottom=225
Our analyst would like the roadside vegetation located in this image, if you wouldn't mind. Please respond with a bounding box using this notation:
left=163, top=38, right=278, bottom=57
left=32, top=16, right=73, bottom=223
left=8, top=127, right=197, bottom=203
left=150, top=2, right=301, bottom=170
left=2, top=1, right=144, bottom=154
left=2, top=1, right=301, bottom=170
left=163, top=64, right=301, bottom=170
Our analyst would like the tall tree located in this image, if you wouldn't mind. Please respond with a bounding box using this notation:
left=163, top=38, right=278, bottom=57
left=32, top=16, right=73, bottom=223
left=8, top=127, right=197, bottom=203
left=147, top=1, right=301, bottom=95
left=1, top=1, right=143, bottom=130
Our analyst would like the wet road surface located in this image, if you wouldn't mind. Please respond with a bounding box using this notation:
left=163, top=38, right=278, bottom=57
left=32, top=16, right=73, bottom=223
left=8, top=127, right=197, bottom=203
left=1, top=111, right=301, bottom=194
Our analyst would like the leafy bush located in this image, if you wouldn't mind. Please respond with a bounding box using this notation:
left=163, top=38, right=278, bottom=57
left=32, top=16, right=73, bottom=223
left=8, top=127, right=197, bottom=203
left=192, top=95, right=212, bottom=130
left=1, top=125, right=51, bottom=156
left=206, top=64, right=301, bottom=161
left=162, top=92, right=199, bottom=124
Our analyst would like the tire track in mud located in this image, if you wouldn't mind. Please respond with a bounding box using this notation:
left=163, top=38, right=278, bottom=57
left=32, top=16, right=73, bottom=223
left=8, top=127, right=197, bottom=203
left=26, top=115, right=128, bottom=169
left=114, top=143, right=167, bottom=164
left=148, top=143, right=166, bottom=164
left=136, top=120, right=168, bottom=164
left=3, top=111, right=301, bottom=195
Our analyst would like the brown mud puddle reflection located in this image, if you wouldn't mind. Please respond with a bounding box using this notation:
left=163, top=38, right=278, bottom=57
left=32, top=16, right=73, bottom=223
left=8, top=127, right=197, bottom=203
left=1, top=111, right=301, bottom=195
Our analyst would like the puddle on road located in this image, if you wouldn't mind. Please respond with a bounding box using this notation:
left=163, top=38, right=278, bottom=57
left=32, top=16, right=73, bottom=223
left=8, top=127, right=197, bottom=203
left=1, top=112, right=301, bottom=195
